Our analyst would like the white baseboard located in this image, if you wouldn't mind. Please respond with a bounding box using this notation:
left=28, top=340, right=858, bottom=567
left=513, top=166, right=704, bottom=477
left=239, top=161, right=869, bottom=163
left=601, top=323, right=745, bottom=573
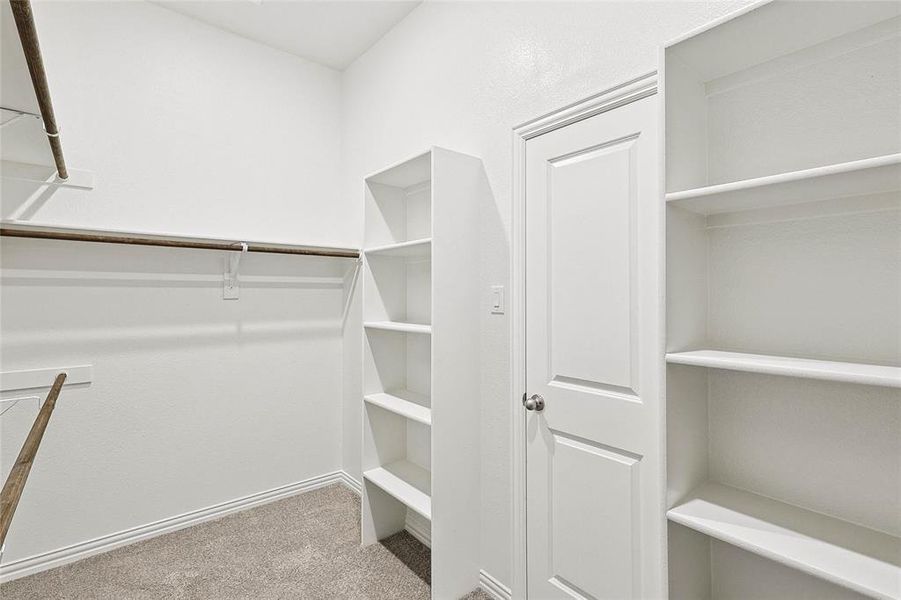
left=404, top=510, right=431, bottom=548
left=5, top=467, right=505, bottom=599
left=339, top=470, right=362, bottom=495
left=1, top=470, right=353, bottom=583
left=480, top=570, right=513, bottom=600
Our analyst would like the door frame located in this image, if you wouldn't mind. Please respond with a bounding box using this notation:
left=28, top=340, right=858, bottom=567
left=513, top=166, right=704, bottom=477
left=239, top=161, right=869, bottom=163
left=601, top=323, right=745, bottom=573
left=510, top=71, right=658, bottom=600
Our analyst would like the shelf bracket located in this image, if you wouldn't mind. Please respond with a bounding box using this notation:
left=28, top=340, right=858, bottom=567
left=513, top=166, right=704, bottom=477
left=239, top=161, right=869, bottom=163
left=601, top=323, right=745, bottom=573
left=223, top=242, right=248, bottom=300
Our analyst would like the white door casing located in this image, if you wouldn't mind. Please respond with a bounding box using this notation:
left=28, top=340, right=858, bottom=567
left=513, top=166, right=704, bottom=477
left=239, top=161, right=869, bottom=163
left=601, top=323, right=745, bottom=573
left=512, top=73, right=664, bottom=600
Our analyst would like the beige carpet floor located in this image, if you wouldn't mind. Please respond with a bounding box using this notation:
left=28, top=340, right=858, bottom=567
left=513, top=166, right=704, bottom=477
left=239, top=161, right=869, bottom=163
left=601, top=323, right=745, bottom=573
left=0, top=484, right=493, bottom=600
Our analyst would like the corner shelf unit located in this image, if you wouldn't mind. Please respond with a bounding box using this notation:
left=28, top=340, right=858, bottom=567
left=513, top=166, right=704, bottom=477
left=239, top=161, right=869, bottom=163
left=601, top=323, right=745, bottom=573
left=360, top=147, right=484, bottom=599
left=664, top=3, right=901, bottom=599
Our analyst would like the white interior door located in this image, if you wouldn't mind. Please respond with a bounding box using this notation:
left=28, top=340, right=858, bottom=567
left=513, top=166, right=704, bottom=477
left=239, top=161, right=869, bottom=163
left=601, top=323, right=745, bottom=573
left=524, top=93, right=663, bottom=599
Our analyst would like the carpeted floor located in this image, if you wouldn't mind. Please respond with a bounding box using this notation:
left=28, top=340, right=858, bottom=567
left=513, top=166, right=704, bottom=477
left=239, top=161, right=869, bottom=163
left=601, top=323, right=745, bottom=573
left=0, top=484, right=493, bottom=600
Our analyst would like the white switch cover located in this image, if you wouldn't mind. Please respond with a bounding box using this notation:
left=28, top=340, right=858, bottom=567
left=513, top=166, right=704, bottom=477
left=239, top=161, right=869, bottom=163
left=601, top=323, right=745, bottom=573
left=491, top=285, right=505, bottom=314
left=223, top=276, right=239, bottom=300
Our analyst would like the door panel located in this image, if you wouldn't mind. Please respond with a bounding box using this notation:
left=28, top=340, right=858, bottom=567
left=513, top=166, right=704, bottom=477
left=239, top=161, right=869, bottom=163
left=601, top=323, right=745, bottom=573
left=525, top=93, right=662, bottom=599
left=549, top=431, right=640, bottom=599
left=547, top=135, right=638, bottom=393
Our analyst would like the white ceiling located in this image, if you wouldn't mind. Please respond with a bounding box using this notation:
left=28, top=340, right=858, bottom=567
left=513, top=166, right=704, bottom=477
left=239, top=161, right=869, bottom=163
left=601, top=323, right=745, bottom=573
left=154, top=0, right=421, bottom=70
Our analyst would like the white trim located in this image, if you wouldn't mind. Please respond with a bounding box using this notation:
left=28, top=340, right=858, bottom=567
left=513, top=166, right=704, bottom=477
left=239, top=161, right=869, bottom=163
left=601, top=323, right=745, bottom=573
left=339, top=470, right=363, bottom=495
left=510, top=72, right=658, bottom=600
left=513, top=72, right=658, bottom=142
left=404, top=510, right=431, bottom=548
left=663, top=0, right=771, bottom=48
left=0, top=471, right=349, bottom=583
left=480, top=570, right=513, bottom=600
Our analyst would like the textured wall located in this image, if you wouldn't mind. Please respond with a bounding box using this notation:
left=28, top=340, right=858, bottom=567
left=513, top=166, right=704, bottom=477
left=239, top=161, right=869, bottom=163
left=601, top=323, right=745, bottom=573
left=0, top=1, right=350, bottom=572
left=340, top=1, right=754, bottom=587
left=5, top=0, right=350, bottom=246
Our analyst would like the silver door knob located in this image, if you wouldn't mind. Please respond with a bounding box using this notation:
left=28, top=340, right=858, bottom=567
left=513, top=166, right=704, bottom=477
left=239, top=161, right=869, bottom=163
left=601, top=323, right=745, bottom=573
left=523, top=393, right=545, bottom=412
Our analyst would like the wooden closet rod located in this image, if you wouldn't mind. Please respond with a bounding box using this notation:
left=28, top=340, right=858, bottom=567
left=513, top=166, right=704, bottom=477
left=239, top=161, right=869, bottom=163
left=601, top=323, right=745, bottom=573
left=0, top=224, right=361, bottom=259
left=9, top=0, right=68, bottom=180
left=0, top=372, right=67, bottom=550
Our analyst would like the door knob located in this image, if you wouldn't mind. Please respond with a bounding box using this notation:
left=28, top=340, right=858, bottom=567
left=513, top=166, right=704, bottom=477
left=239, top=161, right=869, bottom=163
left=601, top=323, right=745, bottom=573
left=522, top=393, right=545, bottom=412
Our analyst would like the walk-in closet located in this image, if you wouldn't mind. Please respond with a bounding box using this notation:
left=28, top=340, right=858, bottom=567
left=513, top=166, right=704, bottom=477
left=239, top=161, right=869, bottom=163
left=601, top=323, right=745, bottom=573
left=0, top=0, right=897, bottom=599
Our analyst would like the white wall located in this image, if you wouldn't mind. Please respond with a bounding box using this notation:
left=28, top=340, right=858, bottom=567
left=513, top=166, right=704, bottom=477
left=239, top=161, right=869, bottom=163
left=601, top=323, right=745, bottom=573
left=6, top=0, right=352, bottom=245
left=0, top=0, right=768, bottom=587
left=340, top=0, right=754, bottom=587
left=0, top=1, right=352, bottom=572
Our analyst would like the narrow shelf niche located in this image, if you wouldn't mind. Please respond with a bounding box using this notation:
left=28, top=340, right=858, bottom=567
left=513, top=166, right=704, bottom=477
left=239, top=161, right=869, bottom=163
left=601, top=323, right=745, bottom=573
left=665, top=3, right=901, bottom=599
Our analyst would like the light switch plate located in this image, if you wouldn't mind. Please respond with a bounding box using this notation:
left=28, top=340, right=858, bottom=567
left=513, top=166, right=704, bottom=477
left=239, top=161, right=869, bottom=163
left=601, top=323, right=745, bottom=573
left=223, top=276, right=239, bottom=300
left=491, top=285, right=505, bottom=314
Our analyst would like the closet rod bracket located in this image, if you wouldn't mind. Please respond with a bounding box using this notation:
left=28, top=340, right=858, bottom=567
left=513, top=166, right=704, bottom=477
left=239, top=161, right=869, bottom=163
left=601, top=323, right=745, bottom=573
left=223, top=242, right=248, bottom=300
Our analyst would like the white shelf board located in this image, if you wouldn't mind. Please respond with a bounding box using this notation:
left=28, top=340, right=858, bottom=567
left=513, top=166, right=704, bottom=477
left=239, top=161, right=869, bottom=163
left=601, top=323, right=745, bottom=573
left=1, top=364, right=93, bottom=392
left=364, top=238, right=431, bottom=259
left=364, top=321, right=432, bottom=335
left=665, top=154, right=901, bottom=215
left=1, top=160, right=95, bottom=190
left=364, top=390, right=431, bottom=426
left=666, top=350, right=901, bottom=388
left=365, top=150, right=431, bottom=189
left=668, top=482, right=901, bottom=600
left=363, top=460, right=431, bottom=520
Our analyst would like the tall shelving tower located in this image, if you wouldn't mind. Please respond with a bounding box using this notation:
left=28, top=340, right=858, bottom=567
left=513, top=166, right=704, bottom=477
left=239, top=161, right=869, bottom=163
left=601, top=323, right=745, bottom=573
left=360, top=147, right=486, bottom=599
left=663, top=3, right=901, bottom=599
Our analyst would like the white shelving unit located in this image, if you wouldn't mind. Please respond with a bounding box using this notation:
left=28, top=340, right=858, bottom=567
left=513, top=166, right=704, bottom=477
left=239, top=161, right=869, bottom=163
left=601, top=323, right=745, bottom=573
left=360, top=147, right=485, bottom=599
left=664, top=3, right=901, bottom=599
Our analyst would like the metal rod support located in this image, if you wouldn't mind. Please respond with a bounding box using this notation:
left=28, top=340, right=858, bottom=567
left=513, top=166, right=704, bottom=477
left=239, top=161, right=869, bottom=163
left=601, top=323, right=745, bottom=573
left=0, top=372, right=67, bottom=549
left=9, top=0, right=68, bottom=180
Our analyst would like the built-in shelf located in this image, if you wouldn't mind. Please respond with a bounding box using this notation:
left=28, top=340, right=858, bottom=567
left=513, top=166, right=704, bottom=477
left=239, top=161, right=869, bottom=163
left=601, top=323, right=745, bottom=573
left=364, top=238, right=432, bottom=259
left=665, top=350, right=901, bottom=388
left=364, top=321, right=432, bottom=335
left=362, top=148, right=483, bottom=598
left=364, top=390, right=431, bottom=426
left=363, top=460, right=431, bottom=520
left=666, top=154, right=901, bottom=215
left=668, top=482, right=901, bottom=600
